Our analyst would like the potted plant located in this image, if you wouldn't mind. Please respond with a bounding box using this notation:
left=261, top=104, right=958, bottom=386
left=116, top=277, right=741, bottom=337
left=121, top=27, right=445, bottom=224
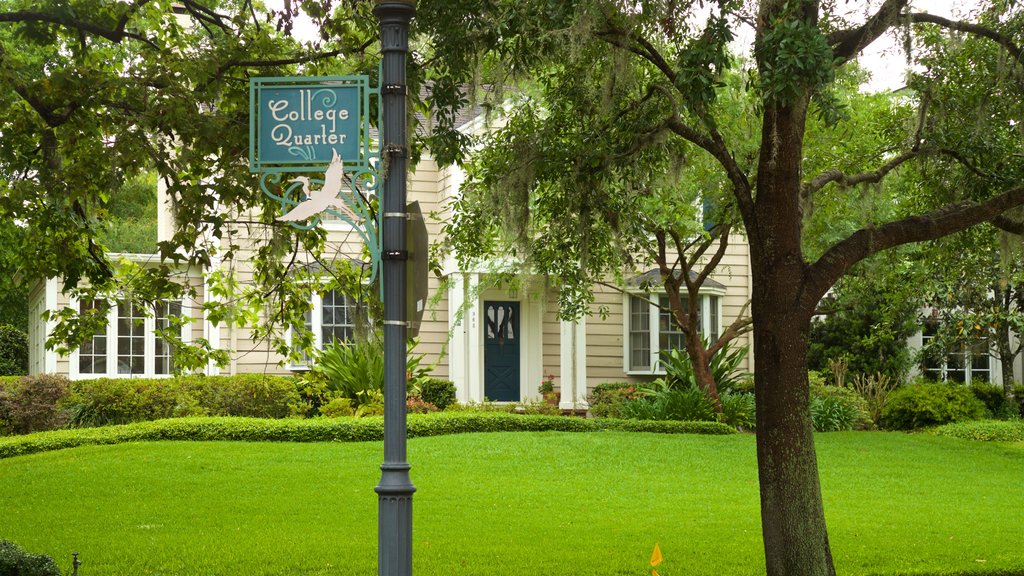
left=540, top=373, right=559, bottom=405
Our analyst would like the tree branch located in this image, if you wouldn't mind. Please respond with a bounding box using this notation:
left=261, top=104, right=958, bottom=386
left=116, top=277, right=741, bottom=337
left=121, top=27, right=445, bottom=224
left=808, top=185, right=1024, bottom=308
left=0, top=10, right=157, bottom=48
left=907, top=12, right=1024, bottom=62
left=829, top=0, right=910, bottom=63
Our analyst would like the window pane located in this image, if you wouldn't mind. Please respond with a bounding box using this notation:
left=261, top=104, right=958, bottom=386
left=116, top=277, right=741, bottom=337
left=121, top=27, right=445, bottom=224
left=709, top=296, right=720, bottom=342
left=118, top=301, right=146, bottom=375
left=79, top=300, right=108, bottom=375
left=629, top=296, right=650, bottom=370
left=154, top=300, right=180, bottom=375
left=322, top=289, right=356, bottom=346
left=658, top=295, right=687, bottom=353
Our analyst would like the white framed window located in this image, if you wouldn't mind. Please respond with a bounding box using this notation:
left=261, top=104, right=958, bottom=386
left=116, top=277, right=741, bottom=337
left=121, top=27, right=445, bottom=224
left=290, top=288, right=362, bottom=370
left=70, top=298, right=189, bottom=379
left=625, top=293, right=722, bottom=374
left=920, top=324, right=992, bottom=384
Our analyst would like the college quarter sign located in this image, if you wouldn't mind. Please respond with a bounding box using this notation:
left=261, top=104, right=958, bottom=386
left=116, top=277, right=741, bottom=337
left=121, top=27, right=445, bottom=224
left=249, top=76, right=375, bottom=172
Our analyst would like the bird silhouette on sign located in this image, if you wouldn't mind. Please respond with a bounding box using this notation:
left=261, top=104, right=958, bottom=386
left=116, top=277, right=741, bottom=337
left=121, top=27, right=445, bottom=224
left=277, top=150, right=359, bottom=223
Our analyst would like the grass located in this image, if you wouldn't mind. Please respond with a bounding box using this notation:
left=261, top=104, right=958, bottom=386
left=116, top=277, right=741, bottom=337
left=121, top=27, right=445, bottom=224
left=0, top=431, right=1022, bottom=576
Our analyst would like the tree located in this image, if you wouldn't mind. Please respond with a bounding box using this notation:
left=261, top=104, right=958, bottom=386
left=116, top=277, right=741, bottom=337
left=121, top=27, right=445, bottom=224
left=0, top=0, right=380, bottom=368
left=442, top=70, right=754, bottom=408
left=918, top=224, right=1024, bottom=401
left=406, top=1, right=1024, bottom=574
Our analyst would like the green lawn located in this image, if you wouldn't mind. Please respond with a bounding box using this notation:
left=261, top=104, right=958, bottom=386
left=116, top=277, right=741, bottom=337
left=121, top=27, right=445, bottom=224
left=1, top=431, right=1021, bottom=576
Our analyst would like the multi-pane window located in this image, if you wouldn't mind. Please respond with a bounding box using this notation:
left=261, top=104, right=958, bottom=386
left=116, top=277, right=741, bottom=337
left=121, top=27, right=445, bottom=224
left=70, top=298, right=185, bottom=379
left=628, top=296, right=650, bottom=371
left=117, top=300, right=147, bottom=375
left=627, top=293, right=722, bottom=372
left=321, top=290, right=356, bottom=345
left=154, top=301, right=182, bottom=375
left=292, top=289, right=361, bottom=368
left=921, top=323, right=992, bottom=384
left=78, top=300, right=108, bottom=375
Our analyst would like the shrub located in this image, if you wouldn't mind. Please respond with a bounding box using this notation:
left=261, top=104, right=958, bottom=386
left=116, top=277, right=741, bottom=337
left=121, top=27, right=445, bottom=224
left=719, top=391, right=756, bottom=431
left=969, top=383, right=1011, bottom=417
left=178, top=375, right=299, bottom=418
left=588, top=382, right=637, bottom=419
left=656, top=340, right=750, bottom=393
left=850, top=372, right=898, bottom=426
left=811, top=385, right=872, bottom=431
left=315, top=339, right=385, bottom=404
left=418, top=378, right=456, bottom=411
left=518, top=399, right=560, bottom=416
left=0, top=414, right=737, bottom=459
left=1015, top=385, right=1024, bottom=418
left=933, top=419, right=1024, bottom=442
left=64, top=377, right=189, bottom=427
left=318, top=397, right=355, bottom=417
left=880, top=382, right=989, bottom=430
left=0, top=325, right=28, bottom=376
left=0, top=375, right=71, bottom=435
left=621, top=387, right=715, bottom=422
left=405, top=395, right=438, bottom=414
left=0, top=540, right=61, bottom=576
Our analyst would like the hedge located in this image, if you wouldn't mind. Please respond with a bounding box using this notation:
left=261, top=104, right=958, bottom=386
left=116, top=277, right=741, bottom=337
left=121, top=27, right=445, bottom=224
left=932, top=419, right=1024, bottom=442
left=0, top=413, right=735, bottom=459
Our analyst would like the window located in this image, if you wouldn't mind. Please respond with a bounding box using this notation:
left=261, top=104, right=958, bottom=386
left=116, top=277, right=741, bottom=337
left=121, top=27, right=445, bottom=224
left=291, top=289, right=362, bottom=368
left=70, top=298, right=187, bottom=379
left=78, top=300, right=108, bottom=375
left=921, top=323, right=992, bottom=384
left=626, top=293, right=722, bottom=373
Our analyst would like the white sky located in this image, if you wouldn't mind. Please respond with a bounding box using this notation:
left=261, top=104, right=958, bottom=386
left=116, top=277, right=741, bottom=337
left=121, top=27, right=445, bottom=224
left=269, top=0, right=985, bottom=93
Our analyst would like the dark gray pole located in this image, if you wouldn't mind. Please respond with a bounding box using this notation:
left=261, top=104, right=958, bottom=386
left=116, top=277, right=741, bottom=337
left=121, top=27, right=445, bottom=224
left=373, top=2, right=416, bottom=576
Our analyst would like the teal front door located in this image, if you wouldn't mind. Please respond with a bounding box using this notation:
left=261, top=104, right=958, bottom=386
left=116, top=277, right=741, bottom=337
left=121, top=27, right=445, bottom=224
left=484, top=301, right=520, bottom=402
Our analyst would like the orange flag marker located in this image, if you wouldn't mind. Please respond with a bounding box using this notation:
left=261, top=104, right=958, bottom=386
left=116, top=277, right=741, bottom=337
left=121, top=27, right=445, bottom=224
left=651, top=543, right=663, bottom=569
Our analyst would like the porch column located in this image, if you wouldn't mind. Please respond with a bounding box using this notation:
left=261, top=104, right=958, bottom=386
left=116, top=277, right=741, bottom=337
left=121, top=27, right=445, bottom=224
left=559, top=316, right=589, bottom=410
left=466, top=273, right=484, bottom=403
left=447, top=272, right=469, bottom=403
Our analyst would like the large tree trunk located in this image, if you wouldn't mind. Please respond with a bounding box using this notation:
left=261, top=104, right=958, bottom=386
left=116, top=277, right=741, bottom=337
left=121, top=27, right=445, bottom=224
left=752, top=297, right=835, bottom=576
left=747, top=61, right=836, bottom=572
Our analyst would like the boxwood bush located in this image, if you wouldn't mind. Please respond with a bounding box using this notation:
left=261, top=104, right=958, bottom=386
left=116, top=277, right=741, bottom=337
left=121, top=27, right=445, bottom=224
left=880, top=381, right=989, bottom=430
left=932, top=419, right=1024, bottom=442
left=0, top=540, right=61, bottom=576
left=0, top=413, right=735, bottom=460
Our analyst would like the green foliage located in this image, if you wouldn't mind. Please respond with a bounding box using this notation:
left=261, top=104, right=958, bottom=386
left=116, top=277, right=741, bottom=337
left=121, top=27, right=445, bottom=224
left=315, top=339, right=385, bottom=403
left=807, top=256, right=920, bottom=382
left=0, top=414, right=735, bottom=459
left=405, top=395, right=439, bottom=414
left=719, top=391, right=756, bottom=431
left=849, top=372, right=898, bottom=427
left=588, top=382, right=638, bottom=419
left=970, top=383, right=1012, bottom=417
left=315, top=338, right=429, bottom=406
left=317, top=397, right=354, bottom=418
left=657, top=341, right=751, bottom=393
left=60, top=375, right=300, bottom=429
left=881, top=381, right=990, bottom=431
left=0, top=325, right=28, bottom=376
left=621, top=387, right=716, bottom=423
left=418, top=378, right=457, bottom=411
left=932, top=419, right=1024, bottom=442
left=0, top=540, right=61, bottom=576
left=0, top=375, right=70, bottom=435
left=97, top=172, right=158, bottom=253
left=810, top=385, right=872, bottom=432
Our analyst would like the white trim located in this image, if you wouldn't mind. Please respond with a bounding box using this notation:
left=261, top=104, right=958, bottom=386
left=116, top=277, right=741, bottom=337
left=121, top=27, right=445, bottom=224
left=560, top=317, right=590, bottom=410
left=43, top=278, right=59, bottom=374
left=466, top=274, right=484, bottom=403
left=447, top=273, right=469, bottom=403
left=622, top=291, right=722, bottom=375
left=67, top=296, right=190, bottom=380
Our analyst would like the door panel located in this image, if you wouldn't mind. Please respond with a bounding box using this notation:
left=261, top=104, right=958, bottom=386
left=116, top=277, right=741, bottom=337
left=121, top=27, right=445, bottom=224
left=484, top=301, right=520, bottom=402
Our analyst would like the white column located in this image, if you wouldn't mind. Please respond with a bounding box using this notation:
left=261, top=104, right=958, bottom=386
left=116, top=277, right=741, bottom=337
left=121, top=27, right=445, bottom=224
left=559, top=316, right=589, bottom=410
left=44, top=278, right=59, bottom=374
left=447, top=272, right=468, bottom=403
left=466, top=274, right=484, bottom=403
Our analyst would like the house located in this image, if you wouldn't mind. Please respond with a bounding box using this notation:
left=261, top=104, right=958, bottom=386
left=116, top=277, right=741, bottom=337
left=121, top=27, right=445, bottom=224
left=27, top=113, right=757, bottom=409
